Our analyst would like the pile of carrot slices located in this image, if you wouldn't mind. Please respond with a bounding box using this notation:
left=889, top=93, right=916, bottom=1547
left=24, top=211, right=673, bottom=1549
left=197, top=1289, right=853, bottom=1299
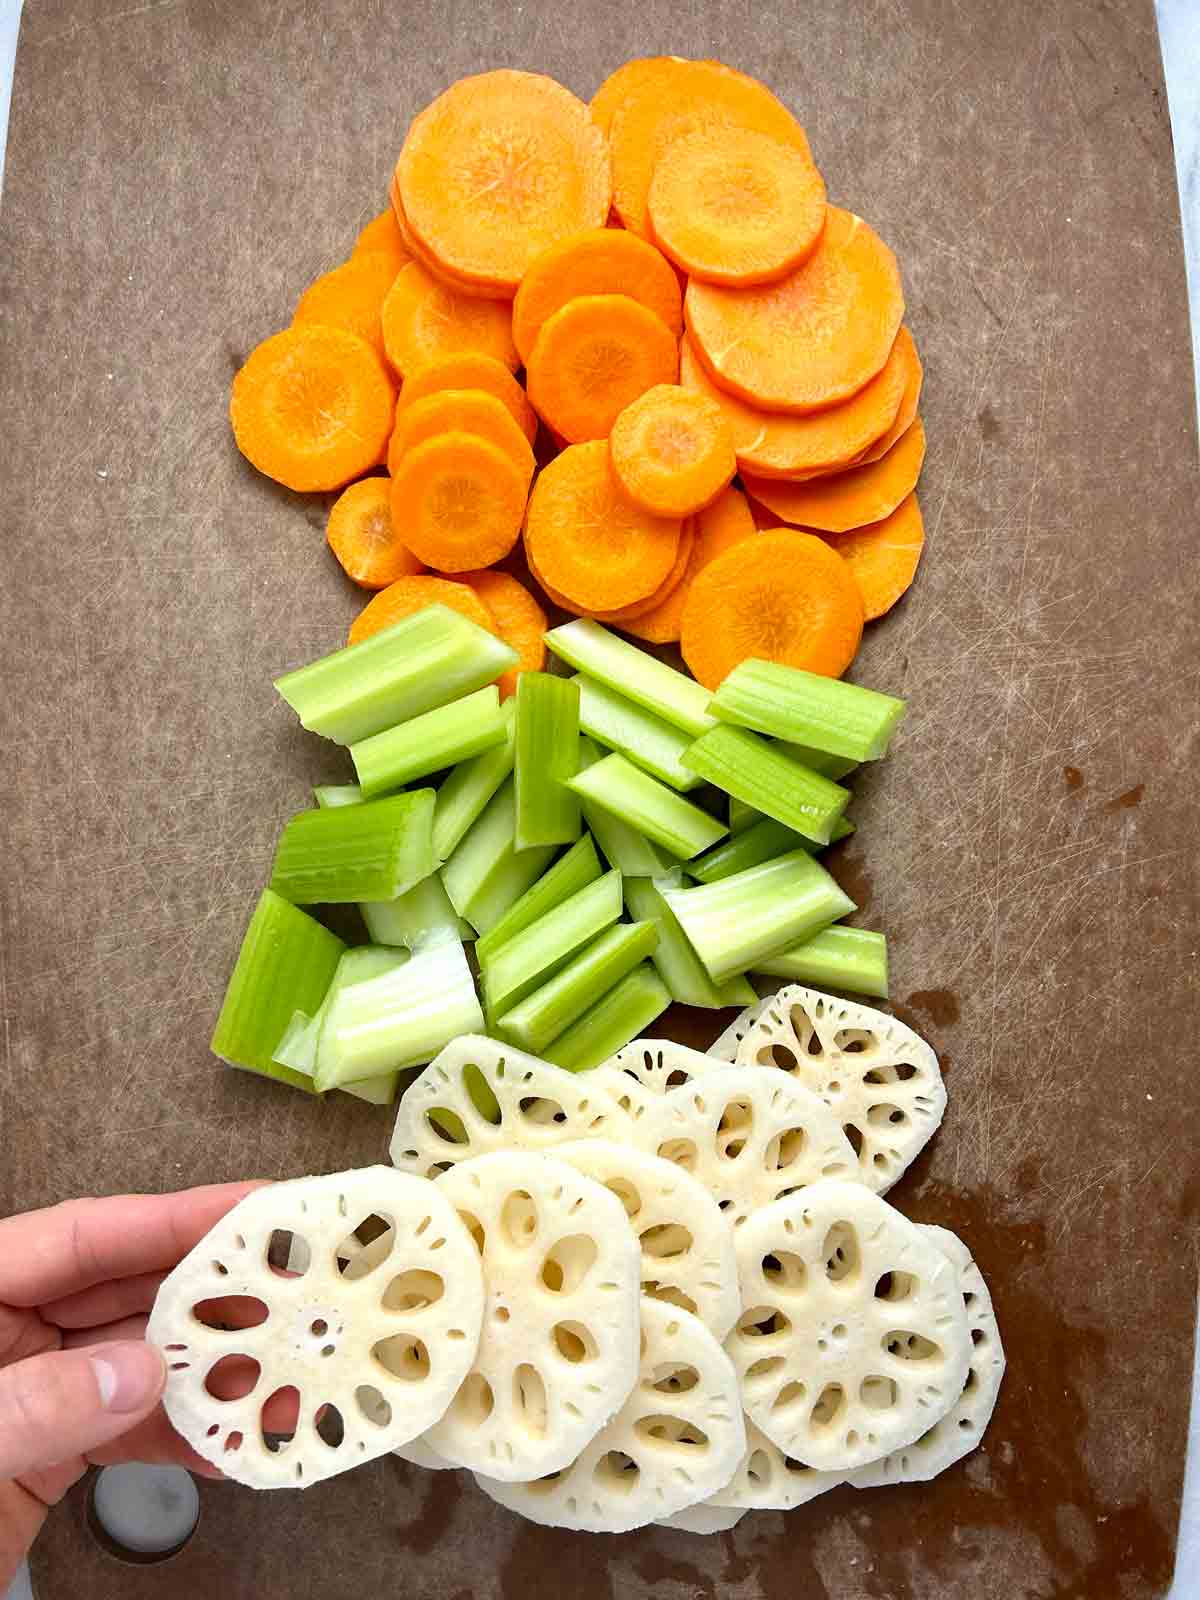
left=228, top=58, right=928, bottom=692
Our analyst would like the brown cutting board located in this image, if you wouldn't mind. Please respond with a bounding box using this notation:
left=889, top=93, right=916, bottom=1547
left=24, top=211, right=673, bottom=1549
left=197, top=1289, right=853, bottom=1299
left=1, top=1, right=1197, bottom=1596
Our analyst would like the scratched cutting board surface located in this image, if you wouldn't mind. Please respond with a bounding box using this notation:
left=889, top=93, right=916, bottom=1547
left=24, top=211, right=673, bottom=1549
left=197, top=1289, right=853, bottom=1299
left=1, top=2, right=1198, bottom=1596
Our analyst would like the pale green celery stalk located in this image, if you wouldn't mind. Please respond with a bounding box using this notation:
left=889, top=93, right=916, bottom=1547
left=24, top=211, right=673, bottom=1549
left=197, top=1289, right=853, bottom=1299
left=362, top=873, right=473, bottom=950
left=269, top=790, right=436, bottom=904
left=474, top=835, right=601, bottom=966
left=757, top=925, right=889, bottom=999
left=778, top=743, right=859, bottom=782
left=274, top=603, right=517, bottom=746
left=495, top=921, right=659, bottom=1054
left=314, top=784, right=363, bottom=808
left=582, top=799, right=673, bottom=877
left=544, top=964, right=672, bottom=1071
left=709, top=658, right=906, bottom=762
left=277, top=946, right=409, bottom=1102
left=351, top=686, right=506, bottom=799
left=659, top=850, right=856, bottom=983
left=682, top=725, right=849, bottom=846
left=440, top=778, right=555, bottom=933
left=568, top=753, right=726, bottom=860
left=514, top=672, right=581, bottom=850
left=211, top=888, right=344, bottom=1092
left=690, top=817, right=799, bottom=883
left=432, top=700, right=515, bottom=861
left=480, top=870, right=623, bottom=1018
left=544, top=619, right=715, bottom=738
left=623, top=875, right=755, bottom=1009
left=727, top=801, right=855, bottom=845
left=729, top=794, right=758, bottom=833
left=574, top=674, right=702, bottom=792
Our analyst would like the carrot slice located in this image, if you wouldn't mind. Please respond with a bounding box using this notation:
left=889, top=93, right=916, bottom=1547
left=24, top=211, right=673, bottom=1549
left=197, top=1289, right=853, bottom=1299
left=524, top=523, right=692, bottom=623
left=389, top=431, right=528, bottom=573
left=381, top=262, right=519, bottom=378
left=292, top=251, right=399, bottom=363
left=230, top=325, right=395, bottom=493
left=681, top=527, right=863, bottom=687
left=685, top=207, right=904, bottom=414
left=745, top=417, right=926, bottom=533
left=590, top=57, right=687, bottom=136
left=387, top=389, right=535, bottom=485
left=647, top=127, right=826, bottom=286
left=348, top=574, right=495, bottom=648
left=326, top=477, right=425, bottom=590
left=511, top=227, right=683, bottom=366
left=619, top=485, right=757, bottom=644
left=353, top=208, right=412, bottom=276
left=609, top=384, right=735, bottom=517
left=524, top=439, right=680, bottom=611
left=397, top=353, right=537, bottom=443
left=822, top=492, right=925, bottom=621
left=397, top=70, right=611, bottom=297
left=459, top=570, right=547, bottom=697
left=525, top=294, right=678, bottom=444
left=856, top=327, right=923, bottom=464
left=388, top=175, right=515, bottom=301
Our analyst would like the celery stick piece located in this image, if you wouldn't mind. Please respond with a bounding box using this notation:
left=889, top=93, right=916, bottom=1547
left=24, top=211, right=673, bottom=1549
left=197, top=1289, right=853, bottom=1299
left=278, top=946, right=409, bottom=1101
left=480, top=870, right=623, bottom=1018
left=432, top=699, right=516, bottom=861
left=659, top=850, right=855, bottom=983
left=274, top=604, right=518, bottom=746
left=211, top=889, right=344, bottom=1091
left=269, top=790, right=436, bottom=904
left=568, top=753, right=726, bottom=860
left=314, top=784, right=363, bottom=808
left=690, top=817, right=798, bottom=883
left=351, top=686, right=506, bottom=799
left=362, top=873, right=472, bottom=950
left=726, top=802, right=855, bottom=847
left=623, top=876, right=755, bottom=1009
left=574, top=674, right=702, bottom=791
left=779, top=743, right=859, bottom=781
left=729, top=794, right=758, bottom=834
left=474, top=835, right=601, bottom=966
left=710, top=658, right=906, bottom=762
left=544, top=963, right=672, bottom=1071
left=544, top=619, right=716, bottom=737
left=514, top=672, right=581, bottom=850
left=495, top=921, right=659, bottom=1054
left=583, top=799, right=673, bottom=877
left=441, top=777, right=555, bottom=932
left=682, top=725, right=849, bottom=845
left=757, top=925, right=889, bottom=999
left=273, top=1009, right=321, bottom=1077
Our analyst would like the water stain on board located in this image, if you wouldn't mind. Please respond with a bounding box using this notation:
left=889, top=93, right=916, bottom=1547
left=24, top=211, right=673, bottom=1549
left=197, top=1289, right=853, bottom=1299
left=830, top=847, right=874, bottom=918
left=978, top=405, right=1003, bottom=441
left=1105, top=782, right=1144, bottom=813
left=905, top=988, right=961, bottom=1027
left=1064, top=765, right=1085, bottom=790
left=388, top=1461, right=463, bottom=1556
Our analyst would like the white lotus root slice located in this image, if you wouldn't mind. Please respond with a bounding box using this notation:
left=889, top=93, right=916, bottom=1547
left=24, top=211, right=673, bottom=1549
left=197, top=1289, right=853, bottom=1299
left=555, top=1140, right=741, bottom=1339
left=606, top=1039, right=721, bottom=1096
left=476, top=1300, right=746, bottom=1532
left=426, top=1152, right=641, bottom=1481
left=390, top=1035, right=622, bottom=1179
left=848, top=1224, right=1005, bottom=1487
left=735, top=986, right=946, bottom=1193
left=146, top=1167, right=484, bottom=1489
left=727, top=1180, right=971, bottom=1473
left=657, top=1503, right=745, bottom=1534
left=709, top=999, right=770, bottom=1063
left=709, top=1419, right=844, bottom=1510
left=637, top=1066, right=860, bottom=1230
left=393, top=1437, right=455, bottom=1470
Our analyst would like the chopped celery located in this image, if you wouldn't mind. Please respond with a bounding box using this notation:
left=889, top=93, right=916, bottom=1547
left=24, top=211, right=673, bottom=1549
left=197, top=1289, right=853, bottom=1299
left=431, top=699, right=516, bottom=861
left=624, top=875, right=756, bottom=1009
left=729, top=794, right=758, bottom=834
left=269, top=790, right=436, bottom=905
left=574, top=674, right=702, bottom=791
left=568, top=753, right=726, bottom=860
left=545, top=619, right=716, bottom=738
left=351, top=686, right=507, bottom=799
left=273, top=1009, right=322, bottom=1077
left=440, top=778, right=555, bottom=933
left=726, top=802, right=855, bottom=848
left=710, top=658, right=906, bottom=762
left=480, top=870, right=623, bottom=1018
left=275, top=604, right=517, bottom=746
left=314, top=784, right=363, bottom=808
left=779, top=743, right=859, bottom=782
left=690, top=817, right=799, bottom=883
left=474, top=835, right=601, bottom=966
left=495, top=921, right=659, bottom=1053
left=659, top=850, right=855, bottom=983
left=582, top=800, right=673, bottom=877
left=682, top=725, right=849, bottom=845
left=514, top=672, right=581, bottom=850
left=757, top=925, right=888, bottom=998
left=277, top=946, right=409, bottom=1102
left=362, top=873, right=472, bottom=950
left=544, top=963, right=672, bottom=1071
left=211, top=889, right=344, bottom=1091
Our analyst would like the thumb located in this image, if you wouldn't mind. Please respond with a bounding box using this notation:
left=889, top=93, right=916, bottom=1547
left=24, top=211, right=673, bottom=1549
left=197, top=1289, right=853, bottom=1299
left=0, top=1340, right=166, bottom=1479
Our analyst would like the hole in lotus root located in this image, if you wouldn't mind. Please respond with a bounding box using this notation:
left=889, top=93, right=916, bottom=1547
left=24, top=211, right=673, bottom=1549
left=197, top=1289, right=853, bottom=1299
left=883, top=1330, right=942, bottom=1362
left=665, top=1069, right=692, bottom=1088
left=716, top=1098, right=753, bottom=1159
left=645, top=1363, right=700, bottom=1395
left=552, top=1321, right=598, bottom=1363
left=642, top=1282, right=698, bottom=1315
left=204, top=1355, right=261, bottom=1402
left=860, top=1375, right=899, bottom=1410
left=594, top=1450, right=640, bottom=1492
left=540, top=1234, right=598, bottom=1293
left=833, top=1028, right=872, bottom=1053
left=449, top=1371, right=494, bottom=1427
left=427, top=1108, right=468, bottom=1144
left=634, top=1415, right=709, bottom=1451
left=372, top=1333, right=431, bottom=1381
left=874, top=1270, right=916, bottom=1302
left=811, top=1383, right=845, bottom=1428
left=225, top=1431, right=244, bottom=1453
left=381, top=1270, right=444, bottom=1312
left=656, top=1137, right=698, bottom=1172
left=761, top=1251, right=807, bottom=1293
left=640, top=1223, right=692, bottom=1260
left=267, top=1230, right=310, bottom=1278
left=770, top=1380, right=807, bottom=1415
left=868, top=1102, right=909, bottom=1128
left=746, top=1447, right=773, bottom=1485
left=744, top=1355, right=785, bottom=1387
left=605, top=1177, right=643, bottom=1218
left=513, top=1364, right=548, bottom=1436
left=192, top=1296, right=269, bottom=1331
left=822, top=1221, right=861, bottom=1283
left=763, top=1127, right=807, bottom=1172
left=864, top=1061, right=917, bottom=1084
left=500, top=1190, right=539, bottom=1248
left=463, top=1063, right=501, bottom=1123
left=518, top=1094, right=568, bottom=1126
left=355, top=1385, right=392, bottom=1427
left=844, top=1124, right=864, bottom=1158
left=315, top=1405, right=345, bottom=1449
left=458, top=1211, right=486, bottom=1256
left=736, top=1306, right=791, bottom=1340
left=261, top=1386, right=299, bottom=1451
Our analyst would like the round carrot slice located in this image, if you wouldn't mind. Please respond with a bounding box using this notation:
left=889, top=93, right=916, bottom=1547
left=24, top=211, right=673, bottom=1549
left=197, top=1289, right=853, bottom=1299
left=590, top=57, right=688, bottom=136
left=381, top=263, right=519, bottom=379
left=348, top=574, right=495, bottom=647
left=685, top=207, right=904, bottom=414
left=856, top=327, right=923, bottom=464
left=397, top=70, right=611, bottom=297
left=609, top=385, right=736, bottom=517
left=459, top=570, right=547, bottom=697
left=352, top=208, right=412, bottom=276
left=387, top=389, right=535, bottom=485
left=326, top=477, right=425, bottom=590
left=648, top=127, right=826, bottom=286
left=525, top=294, right=678, bottom=444
left=511, top=228, right=683, bottom=366
left=822, top=492, right=925, bottom=621
left=620, top=486, right=757, bottom=644
left=292, top=251, right=399, bottom=363
left=523, top=524, right=691, bottom=623
left=389, top=431, right=527, bottom=573
left=397, top=353, right=537, bottom=443
left=230, top=325, right=395, bottom=493
left=388, top=176, right=516, bottom=301
left=745, top=417, right=926, bottom=533
left=524, top=439, right=680, bottom=611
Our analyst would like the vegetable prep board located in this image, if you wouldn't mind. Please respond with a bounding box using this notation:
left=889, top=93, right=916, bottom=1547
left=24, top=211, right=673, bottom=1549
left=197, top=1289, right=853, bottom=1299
left=1, top=1, right=1197, bottom=1596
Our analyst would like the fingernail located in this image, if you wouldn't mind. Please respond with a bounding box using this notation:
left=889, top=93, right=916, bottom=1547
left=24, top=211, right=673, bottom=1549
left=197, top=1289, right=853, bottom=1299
left=91, top=1343, right=167, bottom=1414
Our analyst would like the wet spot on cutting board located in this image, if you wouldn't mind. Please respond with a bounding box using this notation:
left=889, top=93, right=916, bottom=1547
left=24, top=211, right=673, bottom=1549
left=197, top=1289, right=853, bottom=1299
left=978, top=405, right=1002, bottom=441
left=1105, top=783, right=1144, bottom=812
left=1064, top=766, right=1084, bottom=790
left=905, top=988, right=961, bottom=1027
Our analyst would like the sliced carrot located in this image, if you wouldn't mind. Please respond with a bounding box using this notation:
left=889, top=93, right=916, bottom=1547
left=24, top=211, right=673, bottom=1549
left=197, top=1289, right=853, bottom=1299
left=459, top=570, right=547, bottom=697
left=348, top=574, right=495, bottom=648
left=590, top=57, right=687, bottom=136
left=745, top=417, right=926, bottom=533
left=397, top=352, right=537, bottom=443
left=685, top=207, right=904, bottom=413
left=381, top=262, right=519, bottom=378
left=389, top=430, right=527, bottom=573
left=387, top=389, right=535, bottom=485
left=397, top=70, right=611, bottom=297
left=681, top=527, right=863, bottom=687
left=620, top=486, right=757, bottom=644
left=230, top=325, right=395, bottom=493
left=352, top=208, right=411, bottom=276
left=524, top=439, right=681, bottom=611
left=525, top=294, right=678, bottom=444
left=822, top=492, right=925, bottom=621
left=609, top=384, right=735, bottom=517
left=598, top=518, right=695, bottom=621
left=647, top=127, right=826, bottom=286
left=511, top=227, right=683, bottom=366
left=856, top=327, right=923, bottom=464
left=326, top=477, right=425, bottom=590
left=292, top=251, right=399, bottom=362
left=388, top=175, right=515, bottom=301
